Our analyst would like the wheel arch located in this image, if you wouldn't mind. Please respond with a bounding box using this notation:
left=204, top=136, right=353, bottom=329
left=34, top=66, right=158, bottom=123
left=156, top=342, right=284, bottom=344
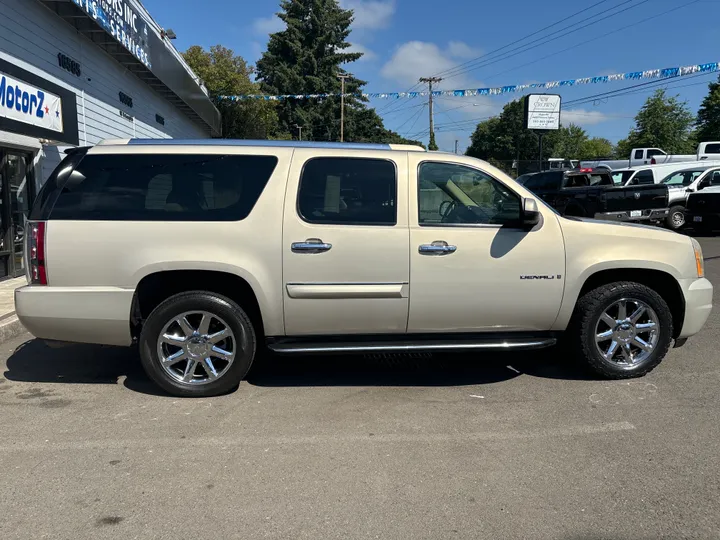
left=557, top=267, right=685, bottom=338
left=130, top=269, right=272, bottom=340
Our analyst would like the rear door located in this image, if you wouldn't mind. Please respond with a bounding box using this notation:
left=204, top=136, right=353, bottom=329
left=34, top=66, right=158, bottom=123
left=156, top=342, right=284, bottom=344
left=282, top=149, right=410, bottom=336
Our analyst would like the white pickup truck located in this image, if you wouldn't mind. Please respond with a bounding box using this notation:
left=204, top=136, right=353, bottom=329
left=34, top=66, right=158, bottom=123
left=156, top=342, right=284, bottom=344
left=581, top=148, right=670, bottom=171
left=649, top=142, right=720, bottom=165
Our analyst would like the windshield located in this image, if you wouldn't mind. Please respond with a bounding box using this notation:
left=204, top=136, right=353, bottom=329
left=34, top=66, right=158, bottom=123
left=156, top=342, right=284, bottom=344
left=661, top=170, right=705, bottom=186
left=611, top=171, right=634, bottom=185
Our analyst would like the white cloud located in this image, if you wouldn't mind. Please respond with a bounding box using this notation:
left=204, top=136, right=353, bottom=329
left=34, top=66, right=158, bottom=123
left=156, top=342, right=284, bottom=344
left=340, top=0, right=395, bottom=30
left=447, top=41, right=481, bottom=60
left=561, top=109, right=611, bottom=126
left=252, top=14, right=284, bottom=36
left=345, top=43, right=377, bottom=62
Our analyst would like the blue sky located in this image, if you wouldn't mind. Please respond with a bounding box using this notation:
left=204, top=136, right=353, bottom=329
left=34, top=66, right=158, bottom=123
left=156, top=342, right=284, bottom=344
left=143, top=0, right=719, bottom=152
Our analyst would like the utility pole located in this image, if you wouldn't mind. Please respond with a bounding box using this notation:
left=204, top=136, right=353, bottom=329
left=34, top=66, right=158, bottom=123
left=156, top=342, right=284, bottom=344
left=338, top=74, right=351, bottom=142
left=293, top=124, right=303, bottom=141
left=420, top=77, right=442, bottom=150
left=454, top=140, right=459, bottom=155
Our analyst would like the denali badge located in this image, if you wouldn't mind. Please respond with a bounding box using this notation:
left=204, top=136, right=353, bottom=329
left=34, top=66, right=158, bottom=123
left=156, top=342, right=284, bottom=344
left=520, top=275, right=562, bottom=280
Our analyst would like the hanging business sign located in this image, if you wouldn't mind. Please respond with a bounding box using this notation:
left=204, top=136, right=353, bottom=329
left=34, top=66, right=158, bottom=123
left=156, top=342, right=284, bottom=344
left=71, top=0, right=152, bottom=69
left=0, top=59, right=79, bottom=146
left=524, top=94, right=561, bottom=130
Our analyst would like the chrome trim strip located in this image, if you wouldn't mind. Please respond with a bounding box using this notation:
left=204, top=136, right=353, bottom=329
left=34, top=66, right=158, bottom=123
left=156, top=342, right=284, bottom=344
left=270, top=338, right=556, bottom=354
left=286, top=283, right=409, bottom=299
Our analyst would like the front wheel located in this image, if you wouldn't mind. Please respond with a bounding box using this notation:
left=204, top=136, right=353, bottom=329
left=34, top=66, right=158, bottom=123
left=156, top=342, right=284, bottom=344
left=139, top=292, right=257, bottom=397
left=570, top=282, right=673, bottom=379
left=666, top=205, right=686, bottom=230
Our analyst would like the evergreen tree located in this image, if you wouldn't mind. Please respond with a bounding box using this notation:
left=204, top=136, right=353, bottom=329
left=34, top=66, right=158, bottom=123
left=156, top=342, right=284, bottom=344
left=625, top=89, right=695, bottom=154
left=696, top=76, right=720, bottom=142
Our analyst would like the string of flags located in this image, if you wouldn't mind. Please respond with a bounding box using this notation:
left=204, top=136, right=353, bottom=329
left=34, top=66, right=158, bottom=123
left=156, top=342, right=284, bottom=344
left=217, top=61, right=719, bottom=102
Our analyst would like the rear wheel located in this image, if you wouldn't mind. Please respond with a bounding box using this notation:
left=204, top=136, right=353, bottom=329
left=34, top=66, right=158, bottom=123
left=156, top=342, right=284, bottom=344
left=570, top=281, right=673, bottom=379
left=666, top=205, right=686, bottom=230
left=139, top=291, right=256, bottom=397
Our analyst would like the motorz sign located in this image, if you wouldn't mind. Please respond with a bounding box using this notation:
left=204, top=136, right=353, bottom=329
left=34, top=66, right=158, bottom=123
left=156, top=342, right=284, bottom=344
left=0, top=72, right=64, bottom=134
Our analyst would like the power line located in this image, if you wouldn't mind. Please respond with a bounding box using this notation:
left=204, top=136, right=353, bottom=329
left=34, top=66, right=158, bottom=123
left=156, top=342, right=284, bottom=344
left=431, top=0, right=615, bottom=80
left=478, top=0, right=701, bottom=84
left=438, top=0, right=651, bottom=82
left=395, top=103, right=428, bottom=132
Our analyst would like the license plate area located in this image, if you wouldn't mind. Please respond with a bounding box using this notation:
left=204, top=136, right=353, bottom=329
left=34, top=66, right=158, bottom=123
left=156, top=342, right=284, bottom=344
left=630, top=210, right=642, bottom=218
left=694, top=216, right=703, bottom=222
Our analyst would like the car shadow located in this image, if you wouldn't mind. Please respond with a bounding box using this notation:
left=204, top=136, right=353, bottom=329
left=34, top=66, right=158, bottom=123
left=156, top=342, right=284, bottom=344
left=2, top=339, right=600, bottom=396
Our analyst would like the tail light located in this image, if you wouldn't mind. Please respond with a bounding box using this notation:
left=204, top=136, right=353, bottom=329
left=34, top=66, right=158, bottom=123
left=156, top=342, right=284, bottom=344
left=651, top=158, right=657, bottom=164
left=579, top=168, right=594, bottom=173
left=28, top=221, right=47, bottom=285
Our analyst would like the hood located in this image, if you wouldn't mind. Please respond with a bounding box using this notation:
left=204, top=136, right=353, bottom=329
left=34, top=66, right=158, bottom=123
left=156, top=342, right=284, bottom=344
left=563, top=216, right=661, bottom=232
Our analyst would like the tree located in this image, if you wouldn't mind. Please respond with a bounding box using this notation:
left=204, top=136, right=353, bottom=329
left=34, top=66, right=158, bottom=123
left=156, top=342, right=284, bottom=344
left=548, top=124, right=588, bottom=159
left=614, top=138, right=632, bottom=159
left=624, top=89, right=695, bottom=154
left=581, top=137, right=613, bottom=159
left=183, top=45, right=280, bottom=139
left=696, top=76, right=720, bottom=143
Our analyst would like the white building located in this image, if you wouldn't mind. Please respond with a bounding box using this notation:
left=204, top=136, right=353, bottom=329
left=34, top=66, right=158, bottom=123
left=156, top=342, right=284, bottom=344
left=0, top=0, right=220, bottom=278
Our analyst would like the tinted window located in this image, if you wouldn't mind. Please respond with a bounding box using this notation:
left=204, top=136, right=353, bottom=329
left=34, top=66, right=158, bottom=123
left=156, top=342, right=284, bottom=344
left=524, top=172, right=559, bottom=191
left=563, top=174, right=589, bottom=188
left=704, top=143, right=720, bottom=154
left=647, top=149, right=665, bottom=158
left=298, top=158, right=396, bottom=225
left=633, top=170, right=654, bottom=185
left=634, top=150, right=644, bottom=160
left=418, top=162, right=521, bottom=226
left=48, top=154, right=277, bottom=221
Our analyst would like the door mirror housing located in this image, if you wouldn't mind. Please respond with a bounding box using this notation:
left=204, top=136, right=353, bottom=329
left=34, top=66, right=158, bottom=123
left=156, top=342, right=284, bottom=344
left=521, top=198, right=541, bottom=228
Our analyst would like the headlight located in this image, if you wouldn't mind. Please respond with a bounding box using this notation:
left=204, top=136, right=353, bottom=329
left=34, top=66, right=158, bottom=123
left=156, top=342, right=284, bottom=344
left=691, top=238, right=705, bottom=278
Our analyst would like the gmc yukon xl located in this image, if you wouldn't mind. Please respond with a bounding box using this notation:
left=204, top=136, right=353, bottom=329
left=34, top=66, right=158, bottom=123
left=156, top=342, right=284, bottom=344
left=16, top=140, right=713, bottom=397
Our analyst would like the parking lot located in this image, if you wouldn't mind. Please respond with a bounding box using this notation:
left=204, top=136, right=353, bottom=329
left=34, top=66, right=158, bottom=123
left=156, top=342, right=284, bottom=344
left=0, top=236, right=718, bottom=540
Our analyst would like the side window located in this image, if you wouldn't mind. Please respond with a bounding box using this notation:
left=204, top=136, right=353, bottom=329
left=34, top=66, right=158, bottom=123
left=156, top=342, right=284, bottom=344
left=48, top=154, right=278, bottom=221
left=418, top=162, right=521, bottom=226
left=297, top=157, right=397, bottom=226
left=634, top=149, right=644, bottom=160
left=647, top=149, right=665, bottom=158
left=704, top=143, right=720, bottom=154
left=563, top=174, right=589, bottom=188
left=634, top=170, right=654, bottom=185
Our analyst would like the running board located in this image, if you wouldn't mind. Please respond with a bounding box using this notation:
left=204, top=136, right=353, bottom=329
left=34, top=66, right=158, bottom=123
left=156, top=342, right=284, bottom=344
left=267, top=337, right=557, bottom=355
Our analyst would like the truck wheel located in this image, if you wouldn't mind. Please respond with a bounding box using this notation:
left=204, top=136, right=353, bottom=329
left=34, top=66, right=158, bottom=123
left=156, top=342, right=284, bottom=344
left=570, top=282, right=673, bottom=379
left=666, top=206, right=686, bottom=230
left=139, top=292, right=257, bottom=397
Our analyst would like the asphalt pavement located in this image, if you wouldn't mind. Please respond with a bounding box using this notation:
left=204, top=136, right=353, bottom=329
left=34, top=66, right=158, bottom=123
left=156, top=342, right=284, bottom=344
left=1, top=237, right=720, bottom=540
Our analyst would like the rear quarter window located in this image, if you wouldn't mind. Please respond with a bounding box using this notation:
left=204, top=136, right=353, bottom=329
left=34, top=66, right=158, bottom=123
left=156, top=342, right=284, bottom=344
left=44, top=153, right=278, bottom=221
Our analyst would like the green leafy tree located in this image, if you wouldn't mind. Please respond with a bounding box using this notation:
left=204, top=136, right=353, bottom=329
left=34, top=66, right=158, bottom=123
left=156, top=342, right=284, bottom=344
left=183, top=45, right=280, bottom=139
left=581, top=137, right=614, bottom=159
left=625, top=89, right=696, bottom=154
left=696, top=76, right=720, bottom=142
left=548, top=124, right=588, bottom=159
left=614, top=138, right=632, bottom=159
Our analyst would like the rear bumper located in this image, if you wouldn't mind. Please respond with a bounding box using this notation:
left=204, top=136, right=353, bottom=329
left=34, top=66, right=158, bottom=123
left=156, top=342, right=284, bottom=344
left=15, top=286, right=134, bottom=346
left=594, top=208, right=669, bottom=222
left=687, top=212, right=720, bottom=227
left=678, top=277, right=713, bottom=339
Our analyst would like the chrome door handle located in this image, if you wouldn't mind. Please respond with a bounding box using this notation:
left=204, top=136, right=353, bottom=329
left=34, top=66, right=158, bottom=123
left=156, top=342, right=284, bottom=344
left=291, top=238, right=332, bottom=254
left=419, top=241, right=457, bottom=255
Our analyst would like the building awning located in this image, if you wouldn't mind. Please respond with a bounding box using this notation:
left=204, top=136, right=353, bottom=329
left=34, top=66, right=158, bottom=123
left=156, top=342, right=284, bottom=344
left=37, top=0, right=221, bottom=137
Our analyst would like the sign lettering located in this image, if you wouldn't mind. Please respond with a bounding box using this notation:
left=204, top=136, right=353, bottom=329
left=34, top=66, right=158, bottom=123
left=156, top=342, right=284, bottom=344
left=0, top=72, right=63, bottom=133
left=58, top=53, right=82, bottom=77
left=525, top=94, right=561, bottom=131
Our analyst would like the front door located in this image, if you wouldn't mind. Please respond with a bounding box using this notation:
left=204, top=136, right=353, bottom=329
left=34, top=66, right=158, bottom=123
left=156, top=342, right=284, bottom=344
left=282, top=150, right=410, bottom=336
left=407, top=157, right=566, bottom=333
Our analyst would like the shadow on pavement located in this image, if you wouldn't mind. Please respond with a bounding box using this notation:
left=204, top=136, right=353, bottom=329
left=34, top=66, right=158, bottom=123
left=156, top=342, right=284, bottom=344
left=3, top=338, right=599, bottom=396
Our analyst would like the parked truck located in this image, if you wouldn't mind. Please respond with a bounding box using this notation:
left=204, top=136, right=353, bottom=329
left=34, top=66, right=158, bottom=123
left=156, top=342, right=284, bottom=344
left=580, top=143, right=720, bottom=171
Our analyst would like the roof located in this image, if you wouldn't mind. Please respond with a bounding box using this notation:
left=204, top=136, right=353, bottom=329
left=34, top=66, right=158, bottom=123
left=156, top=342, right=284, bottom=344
left=97, top=139, right=427, bottom=151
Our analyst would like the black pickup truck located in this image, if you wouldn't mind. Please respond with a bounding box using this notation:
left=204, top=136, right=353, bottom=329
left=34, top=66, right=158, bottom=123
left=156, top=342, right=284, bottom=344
left=516, top=169, right=669, bottom=223
left=686, top=185, right=720, bottom=231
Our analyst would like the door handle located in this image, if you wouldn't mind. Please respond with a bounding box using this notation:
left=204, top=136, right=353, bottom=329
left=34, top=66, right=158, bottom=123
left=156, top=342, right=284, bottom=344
left=291, top=238, right=332, bottom=254
left=419, top=241, right=457, bottom=255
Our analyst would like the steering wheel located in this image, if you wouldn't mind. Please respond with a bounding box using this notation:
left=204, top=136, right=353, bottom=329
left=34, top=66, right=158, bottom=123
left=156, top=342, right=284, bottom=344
left=439, top=200, right=456, bottom=222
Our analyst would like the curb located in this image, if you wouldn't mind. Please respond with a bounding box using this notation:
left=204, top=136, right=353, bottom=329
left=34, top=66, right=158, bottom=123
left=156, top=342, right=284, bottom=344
left=0, top=314, right=26, bottom=344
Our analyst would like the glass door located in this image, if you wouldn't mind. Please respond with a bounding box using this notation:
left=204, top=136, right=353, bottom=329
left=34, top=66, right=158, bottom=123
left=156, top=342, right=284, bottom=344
left=0, top=149, right=35, bottom=279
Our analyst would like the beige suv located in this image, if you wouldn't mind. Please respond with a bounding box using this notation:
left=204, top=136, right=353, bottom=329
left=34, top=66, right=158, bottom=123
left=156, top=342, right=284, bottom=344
left=15, top=140, right=713, bottom=397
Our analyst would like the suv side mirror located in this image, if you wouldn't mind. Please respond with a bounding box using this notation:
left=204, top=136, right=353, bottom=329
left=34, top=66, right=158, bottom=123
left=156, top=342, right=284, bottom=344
left=521, top=198, right=541, bottom=228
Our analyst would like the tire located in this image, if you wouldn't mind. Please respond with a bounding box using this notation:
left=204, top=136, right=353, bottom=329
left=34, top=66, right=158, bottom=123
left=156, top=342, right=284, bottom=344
left=569, top=281, right=673, bottom=379
left=139, top=291, right=257, bottom=397
left=666, top=205, right=686, bottom=230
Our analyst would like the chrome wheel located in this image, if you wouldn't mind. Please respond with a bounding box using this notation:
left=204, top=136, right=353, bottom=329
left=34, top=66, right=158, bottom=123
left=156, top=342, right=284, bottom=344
left=157, top=311, right=236, bottom=385
left=671, top=211, right=685, bottom=228
left=594, top=298, right=660, bottom=367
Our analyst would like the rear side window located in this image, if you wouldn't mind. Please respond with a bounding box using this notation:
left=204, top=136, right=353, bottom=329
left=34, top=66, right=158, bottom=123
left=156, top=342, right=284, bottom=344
left=46, top=154, right=278, bottom=221
left=524, top=172, right=558, bottom=191
left=704, top=143, right=720, bottom=154
left=633, top=170, right=654, bottom=185
left=297, top=157, right=397, bottom=226
left=647, top=149, right=665, bottom=158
